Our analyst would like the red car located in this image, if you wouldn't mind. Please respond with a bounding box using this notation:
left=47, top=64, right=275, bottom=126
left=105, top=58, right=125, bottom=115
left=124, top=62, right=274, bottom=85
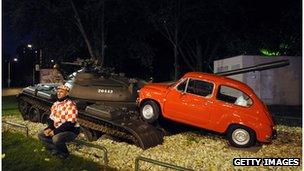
left=138, top=72, right=276, bottom=148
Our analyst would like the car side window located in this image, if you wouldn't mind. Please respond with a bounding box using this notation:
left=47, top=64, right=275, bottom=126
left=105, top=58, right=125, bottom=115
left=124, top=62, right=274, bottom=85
left=217, top=85, right=253, bottom=107
left=186, top=79, right=213, bottom=97
left=177, top=79, right=187, bottom=92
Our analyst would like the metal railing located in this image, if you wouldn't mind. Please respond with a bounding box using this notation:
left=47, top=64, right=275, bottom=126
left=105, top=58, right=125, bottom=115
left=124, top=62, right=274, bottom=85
left=3, top=120, right=29, bottom=137
left=3, top=120, right=108, bottom=167
left=70, top=139, right=109, bottom=166
left=4, top=121, right=196, bottom=171
left=135, top=156, right=194, bottom=171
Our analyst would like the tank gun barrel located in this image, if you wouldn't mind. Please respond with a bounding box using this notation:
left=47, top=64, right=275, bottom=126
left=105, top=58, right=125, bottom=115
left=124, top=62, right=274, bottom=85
left=215, top=59, right=289, bottom=76
left=60, top=62, right=82, bottom=66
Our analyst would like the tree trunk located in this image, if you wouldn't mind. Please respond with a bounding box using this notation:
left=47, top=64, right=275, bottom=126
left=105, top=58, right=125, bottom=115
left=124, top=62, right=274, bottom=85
left=174, top=34, right=178, bottom=80
left=70, top=0, right=95, bottom=61
left=195, top=39, right=203, bottom=71
left=177, top=46, right=195, bottom=71
left=101, top=0, right=105, bottom=66
left=174, top=0, right=180, bottom=80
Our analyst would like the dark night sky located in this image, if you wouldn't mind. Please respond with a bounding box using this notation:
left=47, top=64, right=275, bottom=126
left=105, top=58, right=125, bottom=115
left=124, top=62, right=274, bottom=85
left=2, top=0, right=301, bottom=60
left=1, top=0, right=301, bottom=87
left=3, top=19, right=17, bottom=56
left=3, top=19, right=31, bottom=56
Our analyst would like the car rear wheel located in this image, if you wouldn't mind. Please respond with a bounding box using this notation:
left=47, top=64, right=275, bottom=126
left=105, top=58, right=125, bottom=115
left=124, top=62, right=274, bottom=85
left=227, top=125, right=256, bottom=148
left=140, top=101, right=160, bottom=123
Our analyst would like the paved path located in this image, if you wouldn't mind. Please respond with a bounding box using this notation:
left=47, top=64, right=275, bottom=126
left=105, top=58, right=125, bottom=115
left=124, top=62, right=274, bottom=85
left=2, top=88, right=23, bottom=96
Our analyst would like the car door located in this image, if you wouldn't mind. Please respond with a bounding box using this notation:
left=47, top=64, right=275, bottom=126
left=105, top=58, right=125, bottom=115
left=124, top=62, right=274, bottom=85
left=164, top=78, right=214, bottom=127
left=211, top=85, right=254, bottom=132
left=163, top=78, right=189, bottom=120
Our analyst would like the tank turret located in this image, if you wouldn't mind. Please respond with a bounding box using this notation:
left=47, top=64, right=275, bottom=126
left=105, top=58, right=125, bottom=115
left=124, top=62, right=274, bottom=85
left=67, top=68, right=144, bottom=103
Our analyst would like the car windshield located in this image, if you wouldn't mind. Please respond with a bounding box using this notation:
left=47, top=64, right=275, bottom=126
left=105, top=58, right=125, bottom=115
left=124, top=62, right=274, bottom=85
left=170, top=78, right=186, bottom=88
left=169, top=82, right=176, bottom=86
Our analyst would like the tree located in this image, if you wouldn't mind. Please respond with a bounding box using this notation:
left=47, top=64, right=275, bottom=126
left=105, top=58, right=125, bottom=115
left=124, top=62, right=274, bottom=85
left=4, top=0, right=301, bottom=82
left=142, top=0, right=240, bottom=75
left=4, top=0, right=155, bottom=71
left=143, top=0, right=191, bottom=79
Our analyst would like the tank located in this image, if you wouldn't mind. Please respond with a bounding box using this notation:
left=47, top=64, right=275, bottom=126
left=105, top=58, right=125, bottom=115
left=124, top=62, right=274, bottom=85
left=16, top=65, right=163, bottom=149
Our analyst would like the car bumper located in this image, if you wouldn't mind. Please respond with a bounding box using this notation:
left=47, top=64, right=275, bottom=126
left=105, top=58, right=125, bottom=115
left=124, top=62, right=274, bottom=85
left=257, top=125, right=277, bottom=143
left=271, top=129, right=277, bottom=139
left=136, top=98, right=140, bottom=106
left=265, top=129, right=277, bottom=142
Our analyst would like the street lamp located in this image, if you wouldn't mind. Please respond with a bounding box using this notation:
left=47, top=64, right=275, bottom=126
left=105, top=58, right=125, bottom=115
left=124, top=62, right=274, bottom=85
left=8, top=58, right=18, bottom=88
left=26, top=44, right=43, bottom=85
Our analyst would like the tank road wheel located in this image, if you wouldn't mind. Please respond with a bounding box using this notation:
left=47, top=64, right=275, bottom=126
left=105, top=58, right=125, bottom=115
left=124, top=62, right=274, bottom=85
left=227, top=125, right=256, bottom=148
left=80, top=127, right=98, bottom=142
left=18, top=99, right=30, bottom=120
left=28, top=106, right=41, bottom=122
left=100, top=134, right=119, bottom=141
left=93, top=130, right=103, bottom=140
left=40, top=113, right=49, bottom=124
left=140, top=101, right=160, bottom=123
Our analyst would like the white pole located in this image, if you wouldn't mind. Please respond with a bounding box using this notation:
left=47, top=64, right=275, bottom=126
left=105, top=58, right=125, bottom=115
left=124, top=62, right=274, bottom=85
left=40, top=49, right=42, bottom=65
left=32, top=68, right=35, bottom=85
left=8, top=60, right=11, bottom=88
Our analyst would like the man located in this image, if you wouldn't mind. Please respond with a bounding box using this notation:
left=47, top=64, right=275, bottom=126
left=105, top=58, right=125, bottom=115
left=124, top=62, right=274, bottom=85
left=38, top=83, right=79, bottom=159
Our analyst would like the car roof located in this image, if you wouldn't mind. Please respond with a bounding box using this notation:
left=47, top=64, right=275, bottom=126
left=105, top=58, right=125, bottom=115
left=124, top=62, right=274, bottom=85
left=183, top=72, right=254, bottom=94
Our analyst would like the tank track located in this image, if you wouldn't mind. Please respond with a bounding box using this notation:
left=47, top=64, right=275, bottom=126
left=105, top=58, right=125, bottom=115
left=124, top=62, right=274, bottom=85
left=20, top=96, right=50, bottom=112
left=18, top=94, right=163, bottom=149
left=77, top=116, right=138, bottom=144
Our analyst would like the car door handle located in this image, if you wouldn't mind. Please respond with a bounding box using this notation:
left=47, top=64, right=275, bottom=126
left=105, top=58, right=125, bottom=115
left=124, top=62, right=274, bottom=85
left=204, top=101, right=213, bottom=105
left=223, top=102, right=233, bottom=108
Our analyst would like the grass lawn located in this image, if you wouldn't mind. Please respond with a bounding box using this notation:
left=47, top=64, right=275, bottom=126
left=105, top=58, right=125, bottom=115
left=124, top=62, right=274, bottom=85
left=2, top=131, right=113, bottom=171
left=2, top=96, right=20, bottom=116
left=2, top=96, right=115, bottom=170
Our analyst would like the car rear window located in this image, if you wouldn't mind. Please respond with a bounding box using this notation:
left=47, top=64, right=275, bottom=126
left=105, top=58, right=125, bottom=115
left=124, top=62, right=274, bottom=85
left=217, top=85, right=253, bottom=107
